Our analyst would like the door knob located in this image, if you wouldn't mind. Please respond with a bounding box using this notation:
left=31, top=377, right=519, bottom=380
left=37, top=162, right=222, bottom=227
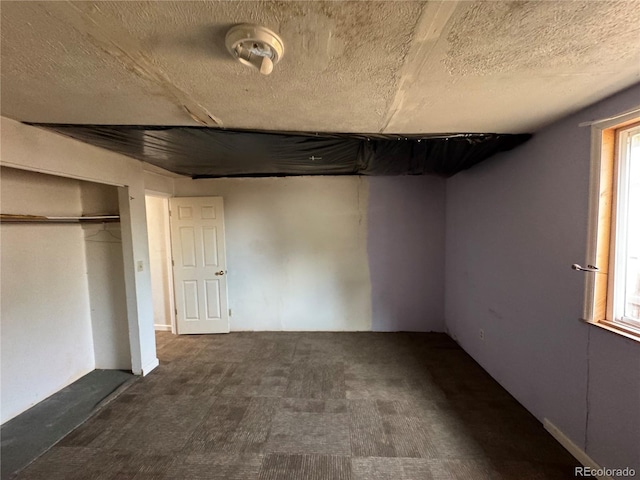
left=215, top=270, right=225, bottom=276
left=571, top=264, right=602, bottom=273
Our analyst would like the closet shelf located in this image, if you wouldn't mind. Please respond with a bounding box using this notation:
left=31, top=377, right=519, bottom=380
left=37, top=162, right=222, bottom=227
left=1, top=214, right=120, bottom=224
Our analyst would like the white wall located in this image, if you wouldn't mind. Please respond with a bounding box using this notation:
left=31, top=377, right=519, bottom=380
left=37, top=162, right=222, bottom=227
left=145, top=195, right=173, bottom=331
left=0, top=167, right=96, bottom=423
left=174, top=176, right=373, bottom=331
left=81, top=181, right=131, bottom=370
left=173, top=175, right=447, bottom=332
left=83, top=223, right=131, bottom=370
left=1, top=117, right=158, bottom=376
left=445, top=84, right=640, bottom=475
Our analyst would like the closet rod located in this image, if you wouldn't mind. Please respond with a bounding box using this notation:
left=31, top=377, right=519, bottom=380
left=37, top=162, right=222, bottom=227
left=1, top=214, right=120, bottom=224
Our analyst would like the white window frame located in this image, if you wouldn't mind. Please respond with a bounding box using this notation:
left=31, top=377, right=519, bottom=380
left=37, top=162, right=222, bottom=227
left=609, top=124, right=640, bottom=331
left=583, top=106, right=640, bottom=341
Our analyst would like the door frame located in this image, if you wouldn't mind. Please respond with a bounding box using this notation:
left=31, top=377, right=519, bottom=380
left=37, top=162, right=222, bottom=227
left=145, top=191, right=177, bottom=334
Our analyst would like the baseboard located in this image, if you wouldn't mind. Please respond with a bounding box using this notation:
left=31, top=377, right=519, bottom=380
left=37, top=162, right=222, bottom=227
left=544, top=419, right=613, bottom=480
left=141, top=357, right=159, bottom=376
left=154, top=324, right=171, bottom=332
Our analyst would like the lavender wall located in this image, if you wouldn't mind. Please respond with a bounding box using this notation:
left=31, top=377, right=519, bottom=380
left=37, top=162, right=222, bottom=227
left=445, top=83, right=640, bottom=474
left=368, top=176, right=446, bottom=332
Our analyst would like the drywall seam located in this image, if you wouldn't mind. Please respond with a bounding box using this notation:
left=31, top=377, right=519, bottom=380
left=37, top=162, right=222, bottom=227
left=54, top=1, right=221, bottom=127
left=358, top=176, right=372, bottom=332
left=544, top=420, right=612, bottom=480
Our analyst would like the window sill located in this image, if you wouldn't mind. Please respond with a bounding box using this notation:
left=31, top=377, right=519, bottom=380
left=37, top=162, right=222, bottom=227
left=581, top=318, right=640, bottom=343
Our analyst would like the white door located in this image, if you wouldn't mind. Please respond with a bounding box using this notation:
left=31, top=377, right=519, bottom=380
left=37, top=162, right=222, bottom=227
left=169, top=197, right=229, bottom=334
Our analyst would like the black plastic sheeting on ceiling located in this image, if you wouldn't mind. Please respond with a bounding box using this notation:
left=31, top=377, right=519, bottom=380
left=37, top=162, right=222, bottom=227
left=32, top=125, right=531, bottom=178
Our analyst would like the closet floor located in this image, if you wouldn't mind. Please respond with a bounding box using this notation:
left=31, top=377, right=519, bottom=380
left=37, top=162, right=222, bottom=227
left=2, top=369, right=134, bottom=478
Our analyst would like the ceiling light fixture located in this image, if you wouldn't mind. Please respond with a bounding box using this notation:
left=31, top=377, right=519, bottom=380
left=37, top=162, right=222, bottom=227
left=225, top=24, right=284, bottom=75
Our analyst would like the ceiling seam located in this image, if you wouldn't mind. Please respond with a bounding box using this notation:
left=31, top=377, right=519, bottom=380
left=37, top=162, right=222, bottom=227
left=380, top=1, right=461, bottom=133
left=56, top=1, right=222, bottom=127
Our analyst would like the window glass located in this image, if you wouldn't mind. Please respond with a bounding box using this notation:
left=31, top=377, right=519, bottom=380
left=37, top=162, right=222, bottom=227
left=615, top=127, right=640, bottom=326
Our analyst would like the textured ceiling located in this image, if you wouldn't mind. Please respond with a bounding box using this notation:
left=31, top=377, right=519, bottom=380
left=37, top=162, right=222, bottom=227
left=1, top=1, right=640, bottom=134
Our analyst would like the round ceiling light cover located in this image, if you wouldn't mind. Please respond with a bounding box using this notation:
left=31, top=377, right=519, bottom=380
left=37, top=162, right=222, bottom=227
left=225, top=24, right=284, bottom=75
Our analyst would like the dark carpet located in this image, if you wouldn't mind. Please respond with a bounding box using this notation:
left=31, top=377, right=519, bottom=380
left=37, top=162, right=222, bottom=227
left=13, top=332, right=584, bottom=479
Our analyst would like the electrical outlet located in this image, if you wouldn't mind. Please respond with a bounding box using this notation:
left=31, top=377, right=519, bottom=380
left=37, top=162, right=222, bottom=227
left=228, top=309, right=232, bottom=317
left=136, top=260, right=144, bottom=272
left=479, top=329, right=485, bottom=340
